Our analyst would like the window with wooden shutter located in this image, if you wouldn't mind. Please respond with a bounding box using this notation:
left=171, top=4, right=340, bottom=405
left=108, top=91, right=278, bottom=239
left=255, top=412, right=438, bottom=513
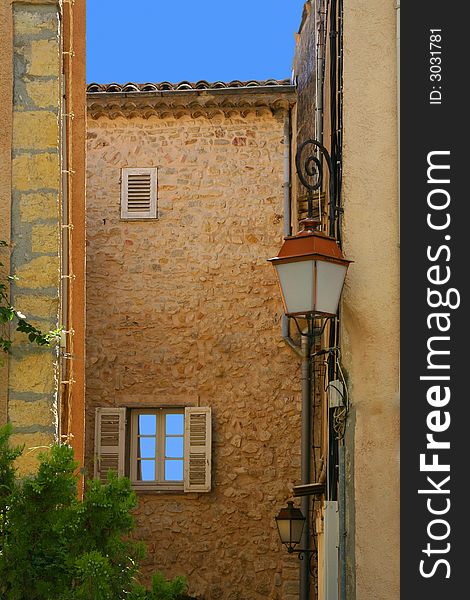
left=121, top=167, right=157, bottom=219
left=130, top=409, right=185, bottom=491
left=184, top=407, right=212, bottom=492
left=94, top=407, right=126, bottom=483
left=97, top=407, right=213, bottom=492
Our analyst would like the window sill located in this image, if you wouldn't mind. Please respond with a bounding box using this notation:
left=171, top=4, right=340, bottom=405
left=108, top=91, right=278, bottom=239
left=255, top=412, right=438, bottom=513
left=119, top=217, right=159, bottom=222
left=131, top=482, right=184, bottom=494
left=133, top=488, right=201, bottom=497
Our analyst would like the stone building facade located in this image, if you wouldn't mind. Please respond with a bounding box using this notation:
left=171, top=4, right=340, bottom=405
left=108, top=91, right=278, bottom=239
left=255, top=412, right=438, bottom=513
left=0, top=0, right=86, bottom=474
left=85, top=81, right=307, bottom=599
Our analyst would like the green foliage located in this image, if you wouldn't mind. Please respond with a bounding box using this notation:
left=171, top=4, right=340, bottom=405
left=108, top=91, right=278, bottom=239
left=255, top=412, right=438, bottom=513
left=0, top=240, right=62, bottom=355
left=0, top=425, right=189, bottom=600
left=149, top=572, right=188, bottom=599
left=128, top=571, right=189, bottom=600
left=0, top=424, right=23, bottom=545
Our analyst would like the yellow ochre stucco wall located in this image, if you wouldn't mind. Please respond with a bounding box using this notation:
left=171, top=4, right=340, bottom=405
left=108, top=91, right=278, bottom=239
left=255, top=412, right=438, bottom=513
left=0, top=0, right=86, bottom=476
left=0, top=0, right=14, bottom=426
left=2, top=1, right=61, bottom=473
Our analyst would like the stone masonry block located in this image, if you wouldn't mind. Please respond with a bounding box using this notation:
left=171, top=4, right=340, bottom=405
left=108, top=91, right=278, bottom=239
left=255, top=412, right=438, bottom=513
left=9, top=398, right=54, bottom=428
left=25, top=80, right=58, bottom=108
left=19, top=192, right=58, bottom=222
left=11, top=432, right=55, bottom=477
left=15, top=255, right=59, bottom=289
left=14, top=295, right=59, bottom=321
left=31, top=223, right=59, bottom=253
left=28, top=39, right=59, bottom=77
left=13, top=111, right=58, bottom=149
left=10, top=326, right=52, bottom=349
left=13, top=7, right=58, bottom=37
left=12, top=152, right=59, bottom=191
left=9, top=353, right=55, bottom=394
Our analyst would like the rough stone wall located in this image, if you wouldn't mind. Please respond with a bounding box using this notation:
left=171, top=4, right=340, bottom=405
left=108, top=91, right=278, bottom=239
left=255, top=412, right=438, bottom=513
left=7, top=2, right=61, bottom=474
left=292, top=1, right=327, bottom=224
left=86, top=108, right=304, bottom=599
left=292, top=2, right=316, bottom=144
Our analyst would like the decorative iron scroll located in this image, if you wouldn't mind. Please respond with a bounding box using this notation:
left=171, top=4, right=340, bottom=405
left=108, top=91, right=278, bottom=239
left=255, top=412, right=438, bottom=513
left=295, top=139, right=336, bottom=223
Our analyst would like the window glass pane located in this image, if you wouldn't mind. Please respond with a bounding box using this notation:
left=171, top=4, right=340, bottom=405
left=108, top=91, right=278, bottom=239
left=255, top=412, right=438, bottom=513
left=166, top=413, right=184, bottom=435
left=139, top=437, right=156, bottom=459
left=139, top=414, right=156, bottom=436
left=138, top=460, right=156, bottom=481
left=165, top=459, right=183, bottom=481
left=165, top=437, right=183, bottom=458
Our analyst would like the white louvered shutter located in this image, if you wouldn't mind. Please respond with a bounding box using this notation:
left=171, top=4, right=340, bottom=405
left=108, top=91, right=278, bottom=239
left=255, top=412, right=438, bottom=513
left=94, top=407, right=126, bottom=482
left=121, top=167, right=157, bottom=219
left=184, top=407, right=212, bottom=492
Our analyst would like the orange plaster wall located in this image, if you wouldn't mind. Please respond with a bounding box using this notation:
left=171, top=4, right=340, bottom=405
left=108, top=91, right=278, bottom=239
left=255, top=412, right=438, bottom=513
left=63, top=0, right=86, bottom=476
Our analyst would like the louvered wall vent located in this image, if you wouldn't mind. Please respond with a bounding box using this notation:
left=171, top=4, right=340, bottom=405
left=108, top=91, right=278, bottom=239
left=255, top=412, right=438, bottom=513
left=121, top=167, right=157, bottom=219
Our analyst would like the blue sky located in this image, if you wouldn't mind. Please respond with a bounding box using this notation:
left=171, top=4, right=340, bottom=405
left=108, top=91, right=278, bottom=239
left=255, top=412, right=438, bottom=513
left=86, top=0, right=305, bottom=83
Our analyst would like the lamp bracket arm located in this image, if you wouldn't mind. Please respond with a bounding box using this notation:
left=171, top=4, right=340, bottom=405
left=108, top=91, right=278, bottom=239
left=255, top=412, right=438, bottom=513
left=310, top=345, right=339, bottom=359
left=291, top=315, right=332, bottom=343
left=287, top=548, right=316, bottom=559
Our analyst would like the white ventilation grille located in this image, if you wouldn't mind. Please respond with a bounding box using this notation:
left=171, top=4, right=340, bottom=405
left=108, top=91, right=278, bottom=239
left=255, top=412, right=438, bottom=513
left=121, top=167, right=157, bottom=219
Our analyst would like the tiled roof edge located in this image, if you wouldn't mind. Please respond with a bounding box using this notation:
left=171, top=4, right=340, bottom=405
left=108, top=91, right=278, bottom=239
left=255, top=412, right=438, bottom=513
left=87, top=79, right=294, bottom=94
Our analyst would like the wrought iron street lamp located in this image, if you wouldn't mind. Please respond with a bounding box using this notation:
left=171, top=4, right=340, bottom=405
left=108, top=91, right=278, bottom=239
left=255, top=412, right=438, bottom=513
left=268, top=140, right=351, bottom=318
left=269, top=140, right=351, bottom=600
left=268, top=217, right=351, bottom=317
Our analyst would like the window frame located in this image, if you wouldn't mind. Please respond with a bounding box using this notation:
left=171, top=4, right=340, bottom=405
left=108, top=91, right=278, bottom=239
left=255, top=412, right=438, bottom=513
left=129, top=408, right=185, bottom=491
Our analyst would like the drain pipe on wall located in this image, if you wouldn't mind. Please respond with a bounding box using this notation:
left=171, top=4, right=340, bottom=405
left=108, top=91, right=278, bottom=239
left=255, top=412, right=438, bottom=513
left=300, top=332, right=312, bottom=600
left=396, top=0, right=400, bottom=242
left=283, top=109, right=292, bottom=240
left=281, top=108, right=301, bottom=356
left=339, top=445, right=346, bottom=600
left=315, top=0, right=325, bottom=148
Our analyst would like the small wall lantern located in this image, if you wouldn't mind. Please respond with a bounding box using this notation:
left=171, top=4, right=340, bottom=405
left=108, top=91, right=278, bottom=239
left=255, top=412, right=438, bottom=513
left=275, top=501, right=306, bottom=553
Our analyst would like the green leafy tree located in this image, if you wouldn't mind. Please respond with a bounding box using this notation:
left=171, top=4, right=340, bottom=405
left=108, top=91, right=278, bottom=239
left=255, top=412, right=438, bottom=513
left=0, top=425, right=189, bottom=600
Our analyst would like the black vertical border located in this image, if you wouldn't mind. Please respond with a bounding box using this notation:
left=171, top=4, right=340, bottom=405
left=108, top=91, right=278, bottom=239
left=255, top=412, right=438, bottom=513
left=401, top=2, right=467, bottom=597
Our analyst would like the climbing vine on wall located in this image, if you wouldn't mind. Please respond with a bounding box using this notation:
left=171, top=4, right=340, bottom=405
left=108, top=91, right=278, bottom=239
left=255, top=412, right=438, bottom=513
left=0, top=240, right=61, bottom=356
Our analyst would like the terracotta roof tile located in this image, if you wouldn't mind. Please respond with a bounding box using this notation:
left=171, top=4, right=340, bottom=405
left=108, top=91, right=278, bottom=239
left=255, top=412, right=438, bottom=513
left=87, top=79, right=293, bottom=94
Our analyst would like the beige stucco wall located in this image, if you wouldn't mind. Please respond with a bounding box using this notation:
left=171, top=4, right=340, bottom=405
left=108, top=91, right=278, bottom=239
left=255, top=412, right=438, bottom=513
left=86, top=105, right=305, bottom=599
left=342, top=1, right=399, bottom=598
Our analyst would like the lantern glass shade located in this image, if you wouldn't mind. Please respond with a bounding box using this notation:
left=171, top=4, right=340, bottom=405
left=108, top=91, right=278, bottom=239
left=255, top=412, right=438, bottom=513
left=275, top=502, right=306, bottom=551
left=274, top=258, right=347, bottom=317
left=315, top=260, right=348, bottom=315
left=276, top=260, right=314, bottom=316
